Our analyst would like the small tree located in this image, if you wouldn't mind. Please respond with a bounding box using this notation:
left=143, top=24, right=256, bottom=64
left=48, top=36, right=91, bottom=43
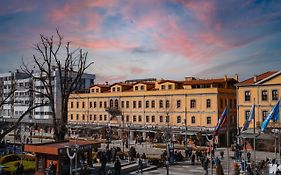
left=21, top=29, right=93, bottom=141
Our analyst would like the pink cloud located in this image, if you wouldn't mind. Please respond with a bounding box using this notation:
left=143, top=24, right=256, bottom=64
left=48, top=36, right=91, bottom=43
left=96, top=74, right=128, bottom=83
left=71, top=38, right=137, bottom=51
left=178, top=0, right=215, bottom=27
left=130, top=67, right=146, bottom=75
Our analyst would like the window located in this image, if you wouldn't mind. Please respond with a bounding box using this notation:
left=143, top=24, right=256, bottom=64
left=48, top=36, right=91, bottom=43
left=245, top=110, right=250, bottom=121
left=126, top=101, right=129, bottom=108
left=152, top=116, right=155, bottom=122
left=261, top=90, right=268, bottom=101
left=161, top=85, right=165, bottom=90
left=115, top=99, right=119, bottom=108
left=121, top=101, right=125, bottom=108
left=99, top=115, right=102, bottom=120
left=94, top=102, right=97, bottom=108
left=145, top=100, right=149, bottom=108
left=245, top=91, right=251, bottom=102
left=76, top=114, right=79, bottom=120
left=165, top=100, right=170, bottom=108
left=94, top=115, right=96, bottom=120
left=146, top=116, right=149, bottom=122
left=177, top=100, right=181, bottom=108
left=117, top=87, right=121, bottom=91
left=82, top=114, right=85, bottom=120
left=177, top=116, right=181, bottom=123
left=100, top=101, right=102, bottom=108
left=71, top=102, right=74, bottom=108
left=104, top=101, right=107, bottom=108
left=140, top=85, right=144, bottom=90
left=206, top=99, right=211, bottom=108
left=272, top=90, right=279, bottom=101
left=89, top=101, right=92, bottom=108
left=262, top=111, right=268, bottom=121
left=191, top=116, right=196, bottom=124
left=160, top=116, right=163, bottom=122
left=168, top=84, right=172, bottom=89
left=133, top=101, right=136, bottom=108
left=70, top=114, right=73, bottom=120
left=207, top=116, right=211, bottom=124
left=138, top=101, right=142, bottom=108
left=112, top=87, right=115, bottom=92
left=166, top=116, right=170, bottom=123
left=89, top=115, right=92, bottom=120
left=104, top=115, right=107, bottom=121
left=76, top=102, right=79, bottom=108
left=159, top=100, right=163, bottom=108
left=135, top=86, right=138, bottom=91
left=151, top=100, right=155, bottom=108
left=133, top=116, right=137, bottom=122
left=110, top=99, right=113, bottom=108
left=190, top=99, right=196, bottom=108
left=96, top=89, right=99, bottom=93
left=126, top=115, right=129, bottom=122
left=138, top=115, right=142, bottom=122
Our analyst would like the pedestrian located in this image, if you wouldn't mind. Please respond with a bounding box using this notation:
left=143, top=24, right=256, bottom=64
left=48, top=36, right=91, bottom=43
left=216, top=159, right=224, bottom=175
left=220, top=151, right=224, bottom=159
left=114, top=158, right=121, bottom=175
left=203, top=158, right=210, bottom=175
left=191, top=153, right=195, bottom=165
left=15, top=162, right=21, bottom=175
left=48, top=161, right=56, bottom=175
left=247, top=152, right=251, bottom=162
left=137, top=158, right=143, bottom=173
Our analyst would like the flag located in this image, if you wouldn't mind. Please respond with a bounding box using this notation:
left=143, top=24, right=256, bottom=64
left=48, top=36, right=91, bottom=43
left=241, top=104, right=255, bottom=132
left=261, top=99, right=280, bottom=132
left=213, top=107, right=228, bottom=137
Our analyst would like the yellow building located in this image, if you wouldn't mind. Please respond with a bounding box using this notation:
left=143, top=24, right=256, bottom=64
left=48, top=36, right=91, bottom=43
left=68, top=76, right=238, bottom=145
left=236, top=71, right=281, bottom=130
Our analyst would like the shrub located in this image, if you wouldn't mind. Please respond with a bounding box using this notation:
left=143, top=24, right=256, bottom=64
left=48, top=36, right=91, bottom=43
left=0, top=154, right=20, bottom=164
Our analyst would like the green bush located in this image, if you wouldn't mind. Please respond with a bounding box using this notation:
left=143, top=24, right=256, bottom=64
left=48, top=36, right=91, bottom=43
left=3, top=160, right=35, bottom=174
left=0, top=154, right=20, bottom=164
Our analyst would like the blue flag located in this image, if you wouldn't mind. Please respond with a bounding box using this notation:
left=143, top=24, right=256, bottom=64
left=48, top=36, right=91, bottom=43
left=261, top=99, right=280, bottom=132
left=241, top=104, right=255, bottom=132
left=213, top=107, right=228, bottom=137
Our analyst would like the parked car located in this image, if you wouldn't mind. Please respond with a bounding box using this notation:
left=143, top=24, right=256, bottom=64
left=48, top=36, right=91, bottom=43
left=0, top=165, right=9, bottom=175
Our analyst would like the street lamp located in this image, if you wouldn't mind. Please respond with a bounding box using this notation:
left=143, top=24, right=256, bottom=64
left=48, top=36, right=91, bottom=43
left=66, top=144, right=79, bottom=175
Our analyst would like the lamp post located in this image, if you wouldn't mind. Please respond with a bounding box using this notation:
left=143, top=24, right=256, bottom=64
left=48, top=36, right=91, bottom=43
left=66, top=144, right=79, bottom=175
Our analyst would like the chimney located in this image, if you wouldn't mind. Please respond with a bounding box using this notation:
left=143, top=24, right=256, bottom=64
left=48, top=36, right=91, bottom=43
left=224, top=75, right=227, bottom=81
left=235, top=74, right=239, bottom=81
left=253, top=75, right=257, bottom=82
left=105, top=82, right=109, bottom=85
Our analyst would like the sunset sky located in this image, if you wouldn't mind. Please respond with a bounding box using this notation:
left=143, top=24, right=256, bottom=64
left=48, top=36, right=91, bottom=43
left=0, top=0, right=281, bottom=83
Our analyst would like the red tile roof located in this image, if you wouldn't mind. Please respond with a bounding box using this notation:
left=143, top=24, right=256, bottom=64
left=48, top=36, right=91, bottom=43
left=183, top=78, right=237, bottom=85
left=90, top=84, right=110, bottom=88
left=158, top=80, right=182, bottom=84
left=238, top=71, right=278, bottom=85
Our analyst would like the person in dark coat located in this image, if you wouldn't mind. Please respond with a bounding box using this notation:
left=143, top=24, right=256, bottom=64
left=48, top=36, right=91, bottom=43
left=49, top=161, right=56, bottom=175
left=114, top=158, right=121, bottom=175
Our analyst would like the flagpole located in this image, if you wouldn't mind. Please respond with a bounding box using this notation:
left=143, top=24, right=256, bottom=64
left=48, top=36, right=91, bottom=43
left=253, top=98, right=256, bottom=175
left=227, top=99, right=230, bottom=175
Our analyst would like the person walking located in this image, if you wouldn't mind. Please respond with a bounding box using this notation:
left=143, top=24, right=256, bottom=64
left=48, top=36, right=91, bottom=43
left=114, top=158, right=121, bottom=175
left=203, top=157, right=210, bottom=175
left=220, top=151, right=224, bottom=159
left=137, top=158, right=143, bottom=174
left=48, top=161, right=56, bottom=175
left=216, top=159, right=224, bottom=175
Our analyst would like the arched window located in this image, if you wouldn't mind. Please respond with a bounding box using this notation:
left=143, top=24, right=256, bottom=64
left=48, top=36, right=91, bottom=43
left=159, top=100, right=163, bottom=108
left=110, top=99, right=113, bottom=108
left=207, top=116, right=212, bottom=124
left=114, top=99, right=119, bottom=108
left=177, top=116, right=181, bottom=123
left=191, top=116, right=196, bottom=124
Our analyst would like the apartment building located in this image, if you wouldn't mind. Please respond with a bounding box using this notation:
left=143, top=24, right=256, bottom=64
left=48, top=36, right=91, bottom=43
left=68, top=76, right=238, bottom=145
left=0, top=70, right=95, bottom=125
left=236, top=71, right=281, bottom=131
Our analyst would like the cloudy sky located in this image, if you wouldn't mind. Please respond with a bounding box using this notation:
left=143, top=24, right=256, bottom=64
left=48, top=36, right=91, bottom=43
left=0, top=0, right=281, bottom=83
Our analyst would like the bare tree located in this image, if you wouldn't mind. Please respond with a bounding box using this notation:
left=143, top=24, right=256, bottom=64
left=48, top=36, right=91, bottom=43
left=0, top=89, right=47, bottom=141
left=21, top=29, right=93, bottom=141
